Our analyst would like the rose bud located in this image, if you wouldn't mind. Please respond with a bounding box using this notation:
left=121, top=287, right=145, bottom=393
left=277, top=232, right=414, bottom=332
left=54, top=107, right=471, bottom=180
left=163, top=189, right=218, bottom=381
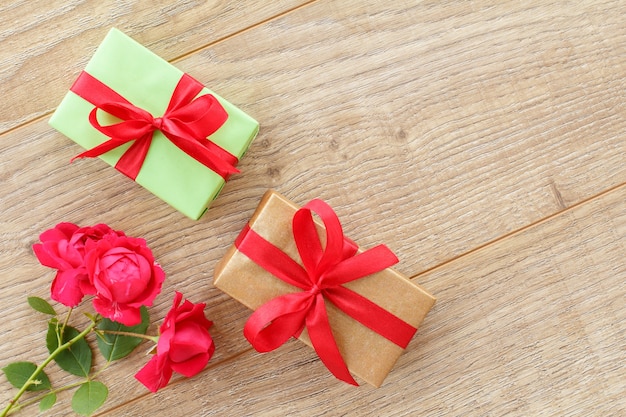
left=82, top=234, right=165, bottom=326
left=135, top=292, right=214, bottom=392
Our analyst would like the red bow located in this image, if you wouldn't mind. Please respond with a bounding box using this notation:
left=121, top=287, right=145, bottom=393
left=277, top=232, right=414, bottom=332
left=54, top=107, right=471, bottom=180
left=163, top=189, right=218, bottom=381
left=69, top=71, right=239, bottom=180
left=235, top=199, right=417, bottom=385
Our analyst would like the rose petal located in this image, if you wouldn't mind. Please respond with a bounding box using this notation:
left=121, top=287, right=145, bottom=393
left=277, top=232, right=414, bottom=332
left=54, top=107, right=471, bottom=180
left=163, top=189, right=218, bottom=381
left=92, top=298, right=142, bottom=326
left=54, top=240, right=83, bottom=268
left=175, top=302, right=212, bottom=329
left=75, top=223, right=119, bottom=244
left=50, top=269, right=87, bottom=307
left=39, top=223, right=78, bottom=242
left=157, top=326, right=175, bottom=356
left=33, top=243, right=64, bottom=269
left=157, top=291, right=183, bottom=337
left=136, top=254, right=153, bottom=283
left=100, top=247, right=135, bottom=269
left=133, top=263, right=165, bottom=307
left=79, top=278, right=97, bottom=296
left=91, top=270, right=114, bottom=301
left=104, top=258, right=147, bottom=303
left=169, top=352, right=210, bottom=378
left=169, top=323, right=213, bottom=362
left=135, top=355, right=173, bottom=393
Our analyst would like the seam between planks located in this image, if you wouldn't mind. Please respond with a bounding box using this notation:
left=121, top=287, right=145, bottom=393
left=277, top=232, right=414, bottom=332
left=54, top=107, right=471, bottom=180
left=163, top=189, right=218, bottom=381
left=410, top=180, right=626, bottom=281
left=96, top=182, right=626, bottom=415
left=0, top=0, right=320, bottom=138
left=168, top=0, right=319, bottom=65
left=93, top=348, right=254, bottom=417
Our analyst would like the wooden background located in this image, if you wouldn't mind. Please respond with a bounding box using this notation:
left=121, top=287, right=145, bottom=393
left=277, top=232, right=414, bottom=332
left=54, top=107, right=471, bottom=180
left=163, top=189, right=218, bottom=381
left=1, top=1, right=624, bottom=416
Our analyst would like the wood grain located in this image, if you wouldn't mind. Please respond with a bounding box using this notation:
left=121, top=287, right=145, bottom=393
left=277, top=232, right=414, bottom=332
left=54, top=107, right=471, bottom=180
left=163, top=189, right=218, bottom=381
left=0, top=0, right=310, bottom=132
left=176, top=0, right=626, bottom=274
left=0, top=0, right=624, bottom=415
left=95, top=183, right=626, bottom=417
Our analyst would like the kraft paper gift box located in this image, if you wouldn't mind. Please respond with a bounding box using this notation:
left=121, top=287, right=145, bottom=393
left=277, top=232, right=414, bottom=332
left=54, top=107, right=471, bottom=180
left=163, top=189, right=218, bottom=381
left=49, top=28, right=259, bottom=220
left=214, top=190, right=436, bottom=387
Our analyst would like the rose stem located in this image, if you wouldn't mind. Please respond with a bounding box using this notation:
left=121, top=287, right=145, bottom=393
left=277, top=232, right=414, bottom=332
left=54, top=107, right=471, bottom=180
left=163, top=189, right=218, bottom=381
left=0, top=321, right=96, bottom=417
left=99, top=329, right=158, bottom=343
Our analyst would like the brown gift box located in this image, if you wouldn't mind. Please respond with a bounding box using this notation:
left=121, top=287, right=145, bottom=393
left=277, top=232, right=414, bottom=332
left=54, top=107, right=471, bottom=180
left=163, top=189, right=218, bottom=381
left=213, top=190, right=436, bottom=387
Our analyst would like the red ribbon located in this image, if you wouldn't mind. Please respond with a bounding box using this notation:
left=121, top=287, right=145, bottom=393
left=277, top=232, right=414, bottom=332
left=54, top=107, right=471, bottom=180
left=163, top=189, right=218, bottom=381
left=234, top=199, right=417, bottom=385
left=69, top=71, right=239, bottom=180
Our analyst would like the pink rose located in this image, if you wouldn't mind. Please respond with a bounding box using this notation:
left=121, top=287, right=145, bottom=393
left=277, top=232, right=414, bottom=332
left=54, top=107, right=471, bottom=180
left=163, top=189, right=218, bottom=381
left=135, top=292, right=214, bottom=392
left=83, top=234, right=165, bottom=326
left=33, top=223, right=123, bottom=307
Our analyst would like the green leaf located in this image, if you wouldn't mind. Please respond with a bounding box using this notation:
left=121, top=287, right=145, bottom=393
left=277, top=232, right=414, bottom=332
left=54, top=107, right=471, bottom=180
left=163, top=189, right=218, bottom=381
left=96, top=306, right=150, bottom=362
left=27, top=296, right=56, bottom=315
left=71, top=381, right=108, bottom=416
left=1, top=362, right=51, bottom=391
left=46, top=322, right=92, bottom=377
left=39, top=392, right=57, bottom=412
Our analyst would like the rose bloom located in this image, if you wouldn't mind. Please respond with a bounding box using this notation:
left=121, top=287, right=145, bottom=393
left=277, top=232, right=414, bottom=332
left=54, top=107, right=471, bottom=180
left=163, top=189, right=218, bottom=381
left=82, top=234, right=165, bottom=326
left=33, top=223, right=124, bottom=307
left=135, top=292, right=214, bottom=392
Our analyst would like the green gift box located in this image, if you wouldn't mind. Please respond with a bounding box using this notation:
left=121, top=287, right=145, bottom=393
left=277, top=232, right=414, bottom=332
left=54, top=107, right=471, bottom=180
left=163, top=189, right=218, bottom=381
left=49, top=28, right=259, bottom=220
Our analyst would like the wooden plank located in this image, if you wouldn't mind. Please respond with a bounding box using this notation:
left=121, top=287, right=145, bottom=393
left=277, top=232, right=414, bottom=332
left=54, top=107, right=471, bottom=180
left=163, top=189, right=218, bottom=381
left=173, top=0, right=626, bottom=275
left=105, top=184, right=626, bottom=416
left=0, top=0, right=311, bottom=132
left=2, top=0, right=623, bottom=273
left=0, top=0, right=625, bottom=415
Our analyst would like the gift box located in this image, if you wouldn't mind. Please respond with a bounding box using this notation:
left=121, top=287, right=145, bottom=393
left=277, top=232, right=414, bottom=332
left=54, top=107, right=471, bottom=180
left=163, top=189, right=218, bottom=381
left=214, top=190, right=436, bottom=387
left=49, top=28, right=259, bottom=220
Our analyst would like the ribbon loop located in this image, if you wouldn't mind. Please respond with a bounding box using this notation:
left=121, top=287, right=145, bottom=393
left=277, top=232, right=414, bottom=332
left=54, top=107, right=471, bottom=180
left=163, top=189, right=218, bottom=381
left=70, top=71, right=239, bottom=180
left=236, top=198, right=417, bottom=385
left=244, top=292, right=314, bottom=352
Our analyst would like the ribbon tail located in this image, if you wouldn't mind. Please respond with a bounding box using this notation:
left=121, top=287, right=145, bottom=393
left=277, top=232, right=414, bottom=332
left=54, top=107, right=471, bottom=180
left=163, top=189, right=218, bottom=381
left=71, top=138, right=129, bottom=161
left=306, top=294, right=358, bottom=386
left=114, top=135, right=154, bottom=180
left=199, top=140, right=239, bottom=170
left=71, top=107, right=154, bottom=181
left=324, top=286, right=416, bottom=348
left=73, top=135, right=151, bottom=180
left=244, top=292, right=313, bottom=353
left=164, top=132, right=239, bottom=178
